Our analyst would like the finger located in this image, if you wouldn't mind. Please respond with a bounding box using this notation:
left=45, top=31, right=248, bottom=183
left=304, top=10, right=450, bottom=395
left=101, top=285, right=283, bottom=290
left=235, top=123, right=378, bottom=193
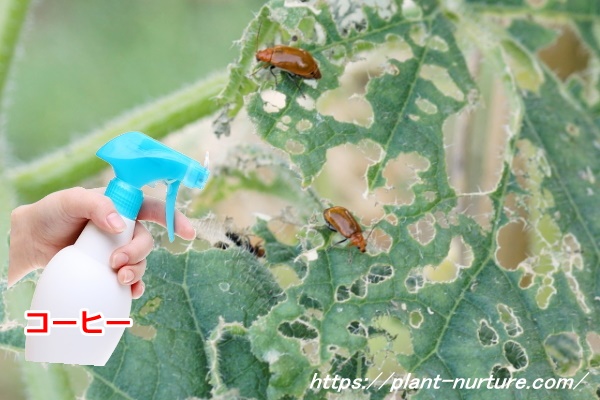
left=137, top=196, right=196, bottom=240
left=117, top=259, right=147, bottom=286
left=131, top=280, right=145, bottom=299
left=111, top=222, right=154, bottom=269
left=56, top=187, right=126, bottom=234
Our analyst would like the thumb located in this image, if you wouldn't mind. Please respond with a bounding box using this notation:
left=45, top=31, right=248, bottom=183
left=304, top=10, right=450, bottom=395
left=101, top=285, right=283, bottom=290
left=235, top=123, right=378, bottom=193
left=57, top=187, right=127, bottom=234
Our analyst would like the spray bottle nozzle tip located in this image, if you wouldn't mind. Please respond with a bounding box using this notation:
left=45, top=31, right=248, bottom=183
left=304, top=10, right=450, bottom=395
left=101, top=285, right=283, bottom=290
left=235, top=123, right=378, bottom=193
left=98, top=132, right=210, bottom=241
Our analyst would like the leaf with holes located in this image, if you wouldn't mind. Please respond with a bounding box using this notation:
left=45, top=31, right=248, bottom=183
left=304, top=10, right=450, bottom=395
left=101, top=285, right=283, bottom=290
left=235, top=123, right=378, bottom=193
left=222, top=0, right=476, bottom=189
left=2, top=250, right=281, bottom=399
left=3, top=0, right=600, bottom=399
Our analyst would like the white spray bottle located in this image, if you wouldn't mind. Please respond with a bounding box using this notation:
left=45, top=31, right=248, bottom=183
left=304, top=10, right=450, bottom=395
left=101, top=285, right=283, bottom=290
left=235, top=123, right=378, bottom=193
left=24, top=131, right=210, bottom=365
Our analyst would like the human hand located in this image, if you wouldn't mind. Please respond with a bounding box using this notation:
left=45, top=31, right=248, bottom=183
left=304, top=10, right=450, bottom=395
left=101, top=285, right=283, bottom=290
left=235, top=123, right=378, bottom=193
left=8, top=187, right=196, bottom=298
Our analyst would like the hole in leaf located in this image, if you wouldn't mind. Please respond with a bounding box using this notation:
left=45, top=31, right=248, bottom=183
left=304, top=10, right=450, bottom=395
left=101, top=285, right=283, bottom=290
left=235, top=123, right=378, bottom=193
left=423, top=236, right=473, bottom=283
left=544, top=332, right=583, bottom=376
left=350, top=278, right=366, bottom=297
left=371, top=315, right=413, bottom=355
left=331, top=0, right=397, bottom=34
left=374, top=151, right=430, bottom=206
left=296, top=94, right=315, bottom=110
left=318, top=92, right=372, bottom=127
left=401, top=0, right=423, bottom=19
left=478, top=320, right=499, bottom=347
left=129, top=323, right=157, bottom=340
left=409, top=310, right=423, bottom=329
left=299, top=294, right=323, bottom=311
left=519, top=273, right=534, bottom=289
left=405, top=271, right=424, bottom=293
left=386, top=213, right=398, bottom=226
left=261, top=89, right=287, bottom=113
left=420, top=64, right=464, bottom=101
left=278, top=320, right=318, bottom=340
left=503, top=340, right=528, bottom=370
left=491, top=365, right=512, bottom=387
left=586, top=332, right=600, bottom=368
left=538, top=25, right=589, bottom=81
left=347, top=321, right=367, bottom=337
left=300, top=339, right=320, bottom=365
left=285, top=139, right=305, bottom=154
left=330, top=352, right=368, bottom=379
left=415, top=97, right=438, bottom=115
left=562, top=233, right=583, bottom=271
left=433, top=211, right=454, bottom=229
left=336, top=285, right=351, bottom=302
left=296, top=119, right=313, bottom=132
left=409, top=23, right=427, bottom=46
left=365, top=335, right=407, bottom=381
left=276, top=122, right=288, bottom=134
left=443, top=72, right=511, bottom=198
left=271, top=264, right=301, bottom=289
left=536, top=283, right=556, bottom=309
left=358, top=138, right=384, bottom=164
left=368, top=228, right=393, bottom=254
left=496, top=220, right=528, bottom=271
left=408, top=213, right=436, bottom=246
left=428, top=35, right=449, bottom=52
left=319, top=143, right=385, bottom=221
left=456, top=194, right=495, bottom=231
left=139, top=297, right=162, bottom=317
left=266, top=218, right=300, bottom=247
left=367, top=264, right=394, bottom=284
left=316, top=35, right=413, bottom=127
left=497, top=304, right=523, bottom=337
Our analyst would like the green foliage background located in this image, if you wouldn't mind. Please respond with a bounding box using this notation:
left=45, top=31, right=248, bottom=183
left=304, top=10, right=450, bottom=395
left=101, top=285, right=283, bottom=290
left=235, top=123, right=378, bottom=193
left=1, top=0, right=600, bottom=399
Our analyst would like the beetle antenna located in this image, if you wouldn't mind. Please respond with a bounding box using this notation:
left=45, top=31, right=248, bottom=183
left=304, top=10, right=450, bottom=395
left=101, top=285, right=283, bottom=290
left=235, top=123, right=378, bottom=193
left=256, top=19, right=263, bottom=52
left=364, top=217, right=384, bottom=250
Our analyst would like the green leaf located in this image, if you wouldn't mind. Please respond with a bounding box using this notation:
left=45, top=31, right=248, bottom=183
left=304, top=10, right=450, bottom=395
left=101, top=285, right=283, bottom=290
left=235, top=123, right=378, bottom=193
left=236, top=0, right=476, bottom=189
left=507, top=19, right=558, bottom=52
left=85, top=249, right=280, bottom=399
left=0, top=281, right=23, bottom=350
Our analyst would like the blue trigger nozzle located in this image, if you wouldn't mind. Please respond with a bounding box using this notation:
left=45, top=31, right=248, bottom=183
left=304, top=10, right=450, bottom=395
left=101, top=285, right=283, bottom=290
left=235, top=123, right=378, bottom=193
left=97, top=132, right=210, bottom=241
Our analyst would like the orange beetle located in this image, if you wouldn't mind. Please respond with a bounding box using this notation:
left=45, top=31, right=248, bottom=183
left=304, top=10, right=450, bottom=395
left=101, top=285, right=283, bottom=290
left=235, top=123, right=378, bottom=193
left=323, top=206, right=366, bottom=253
left=256, top=45, right=321, bottom=80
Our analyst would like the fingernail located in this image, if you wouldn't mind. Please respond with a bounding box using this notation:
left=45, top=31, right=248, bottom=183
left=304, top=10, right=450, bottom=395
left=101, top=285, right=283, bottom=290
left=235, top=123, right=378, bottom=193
left=121, top=269, right=135, bottom=284
left=107, top=213, right=126, bottom=232
left=112, top=253, right=129, bottom=268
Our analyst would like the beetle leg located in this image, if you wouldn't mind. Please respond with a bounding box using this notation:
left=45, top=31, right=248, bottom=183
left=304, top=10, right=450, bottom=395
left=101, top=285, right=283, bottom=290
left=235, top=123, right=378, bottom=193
left=325, top=221, right=337, bottom=232
left=284, top=72, right=306, bottom=98
left=251, top=62, right=267, bottom=78
left=334, top=238, right=349, bottom=246
left=269, top=65, right=279, bottom=86
left=326, top=237, right=348, bottom=253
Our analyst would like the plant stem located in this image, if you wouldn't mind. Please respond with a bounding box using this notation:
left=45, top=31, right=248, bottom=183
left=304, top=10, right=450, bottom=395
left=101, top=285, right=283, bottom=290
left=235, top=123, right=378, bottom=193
left=0, top=0, right=30, bottom=105
left=0, top=0, right=31, bottom=268
left=8, top=72, right=227, bottom=203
